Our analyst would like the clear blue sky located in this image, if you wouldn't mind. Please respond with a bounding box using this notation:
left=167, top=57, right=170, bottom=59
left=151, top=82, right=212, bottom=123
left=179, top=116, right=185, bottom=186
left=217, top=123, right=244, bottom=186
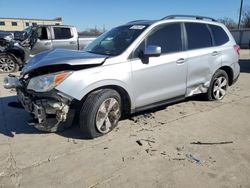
left=0, top=0, right=249, bottom=31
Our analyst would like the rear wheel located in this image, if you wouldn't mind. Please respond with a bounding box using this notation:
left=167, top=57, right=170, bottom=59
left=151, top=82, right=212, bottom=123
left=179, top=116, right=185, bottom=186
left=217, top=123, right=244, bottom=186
left=205, top=69, right=229, bottom=101
left=79, top=89, right=121, bottom=138
left=0, top=54, right=19, bottom=73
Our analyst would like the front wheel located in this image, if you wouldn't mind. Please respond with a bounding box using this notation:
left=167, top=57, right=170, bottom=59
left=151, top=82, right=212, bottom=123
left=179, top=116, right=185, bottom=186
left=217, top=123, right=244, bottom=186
left=79, top=89, right=122, bottom=138
left=205, top=69, right=229, bottom=101
left=0, top=54, right=19, bottom=73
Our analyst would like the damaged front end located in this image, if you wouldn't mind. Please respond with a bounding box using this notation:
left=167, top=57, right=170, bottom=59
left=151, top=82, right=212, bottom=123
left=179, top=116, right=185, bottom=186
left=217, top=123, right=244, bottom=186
left=4, top=73, right=76, bottom=132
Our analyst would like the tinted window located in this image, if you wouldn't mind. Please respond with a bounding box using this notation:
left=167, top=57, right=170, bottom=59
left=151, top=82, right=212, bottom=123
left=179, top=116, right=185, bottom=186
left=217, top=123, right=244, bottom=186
left=209, top=25, right=229, bottom=46
left=185, top=23, right=212, bottom=50
left=32, top=23, right=37, bottom=26
left=54, top=27, right=72, bottom=39
left=0, top=22, right=5, bottom=26
left=147, top=23, right=182, bottom=54
left=133, top=23, right=182, bottom=58
left=25, top=22, right=29, bottom=26
left=12, top=22, right=17, bottom=26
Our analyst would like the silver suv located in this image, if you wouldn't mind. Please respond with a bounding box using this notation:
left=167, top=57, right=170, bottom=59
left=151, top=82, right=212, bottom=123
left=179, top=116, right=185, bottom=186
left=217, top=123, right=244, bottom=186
left=4, top=15, right=240, bottom=138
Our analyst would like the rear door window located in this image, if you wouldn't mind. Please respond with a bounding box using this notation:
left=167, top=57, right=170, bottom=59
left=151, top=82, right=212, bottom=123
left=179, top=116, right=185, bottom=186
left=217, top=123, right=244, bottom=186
left=53, top=27, right=72, bottom=39
left=209, top=24, right=229, bottom=46
left=185, top=23, right=213, bottom=50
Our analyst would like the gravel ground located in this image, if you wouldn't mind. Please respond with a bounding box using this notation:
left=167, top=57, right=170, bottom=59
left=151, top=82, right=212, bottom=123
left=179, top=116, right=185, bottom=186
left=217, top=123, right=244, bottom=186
left=0, top=50, right=250, bottom=188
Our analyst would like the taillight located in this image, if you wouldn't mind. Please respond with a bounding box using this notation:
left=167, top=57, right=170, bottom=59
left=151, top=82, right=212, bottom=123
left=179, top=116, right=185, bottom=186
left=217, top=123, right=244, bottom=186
left=234, top=44, right=240, bottom=55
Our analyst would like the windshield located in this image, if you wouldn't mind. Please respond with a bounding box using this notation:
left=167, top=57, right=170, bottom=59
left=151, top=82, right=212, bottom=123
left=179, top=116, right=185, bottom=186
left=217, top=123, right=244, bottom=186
left=22, top=26, right=34, bottom=38
left=84, top=25, right=148, bottom=56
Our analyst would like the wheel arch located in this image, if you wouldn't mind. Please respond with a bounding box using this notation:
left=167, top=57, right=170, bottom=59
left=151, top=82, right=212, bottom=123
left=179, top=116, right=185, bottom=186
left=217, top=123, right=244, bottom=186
left=80, top=85, right=132, bottom=118
left=5, top=48, right=25, bottom=65
left=219, top=66, right=234, bottom=86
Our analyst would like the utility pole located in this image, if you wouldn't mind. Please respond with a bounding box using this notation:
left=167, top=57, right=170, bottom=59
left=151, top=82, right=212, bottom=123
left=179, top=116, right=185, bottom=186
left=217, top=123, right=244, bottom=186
left=238, top=0, right=243, bottom=29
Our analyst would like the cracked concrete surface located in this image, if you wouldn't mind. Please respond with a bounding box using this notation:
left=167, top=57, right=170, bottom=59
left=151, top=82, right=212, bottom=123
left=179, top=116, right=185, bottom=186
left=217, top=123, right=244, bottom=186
left=0, top=50, right=250, bottom=188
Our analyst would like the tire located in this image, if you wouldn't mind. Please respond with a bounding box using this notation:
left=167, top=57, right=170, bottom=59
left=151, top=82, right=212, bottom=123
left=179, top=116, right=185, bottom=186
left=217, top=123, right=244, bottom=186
left=0, top=54, right=19, bottom=73
left=79, top=89, right=122, bottom=138
left=205, top=69, right=229, bottom=101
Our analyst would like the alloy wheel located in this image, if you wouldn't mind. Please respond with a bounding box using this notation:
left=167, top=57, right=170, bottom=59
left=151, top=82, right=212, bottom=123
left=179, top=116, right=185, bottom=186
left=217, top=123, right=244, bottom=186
left=95, top=98, right=121, bottom=134
left=213, top=76, right=228, bottom=100
left=0, top=56, right=16, bottom=73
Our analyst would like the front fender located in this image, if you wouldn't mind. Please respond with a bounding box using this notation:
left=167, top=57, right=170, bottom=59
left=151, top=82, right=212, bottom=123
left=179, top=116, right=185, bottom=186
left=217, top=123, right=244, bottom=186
left=57, top=79, right=134, bottom=109
left=56, top=62, right=135, bottom=108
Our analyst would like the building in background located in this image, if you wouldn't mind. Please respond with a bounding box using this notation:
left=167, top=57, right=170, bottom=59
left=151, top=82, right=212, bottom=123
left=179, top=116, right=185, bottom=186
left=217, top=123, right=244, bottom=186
left=0, top=17, right=62, bottom=31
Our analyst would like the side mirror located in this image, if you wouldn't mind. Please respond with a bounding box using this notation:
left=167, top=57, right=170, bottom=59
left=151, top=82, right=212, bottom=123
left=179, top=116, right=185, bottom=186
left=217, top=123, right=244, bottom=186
left=144, top=45, right=161, bottom=57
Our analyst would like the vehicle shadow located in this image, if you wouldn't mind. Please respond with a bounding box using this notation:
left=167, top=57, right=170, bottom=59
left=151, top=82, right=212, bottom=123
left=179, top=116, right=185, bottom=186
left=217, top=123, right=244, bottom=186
left=239, top=59, right=250, bottom=73
left=0, top=96, right=84, bottom=139
left=0, top=71, right=243, bottom=140
left=0, top=93, right=215, bottom=140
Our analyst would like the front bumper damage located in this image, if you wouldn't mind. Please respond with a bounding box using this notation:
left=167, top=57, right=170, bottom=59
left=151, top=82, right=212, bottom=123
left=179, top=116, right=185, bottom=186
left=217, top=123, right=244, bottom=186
left=4, top=75, right=75, bottom=132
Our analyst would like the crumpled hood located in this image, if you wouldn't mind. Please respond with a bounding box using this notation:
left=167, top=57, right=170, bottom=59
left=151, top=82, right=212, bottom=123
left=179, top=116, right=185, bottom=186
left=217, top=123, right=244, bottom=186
left=22, top=49, right=108, bottom=74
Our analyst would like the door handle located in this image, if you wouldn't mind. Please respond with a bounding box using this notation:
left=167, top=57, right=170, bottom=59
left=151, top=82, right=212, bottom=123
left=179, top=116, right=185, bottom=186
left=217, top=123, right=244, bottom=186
left=44, top=42, right=51, bottom=46
left=212, top=51, right=219, bottom=56
left=176, top=58, right=185, bottom=64
left=69, top=41, right=76, bottom=45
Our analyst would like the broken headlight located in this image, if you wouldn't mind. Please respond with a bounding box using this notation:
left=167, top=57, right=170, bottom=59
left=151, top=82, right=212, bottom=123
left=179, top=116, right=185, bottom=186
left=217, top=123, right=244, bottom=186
left=27, top=72, right=71, bottom=92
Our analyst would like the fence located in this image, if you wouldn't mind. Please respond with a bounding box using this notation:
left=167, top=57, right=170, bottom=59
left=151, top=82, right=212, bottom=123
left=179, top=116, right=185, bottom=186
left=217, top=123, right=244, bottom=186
left=230, top=29, right=250, bottom=49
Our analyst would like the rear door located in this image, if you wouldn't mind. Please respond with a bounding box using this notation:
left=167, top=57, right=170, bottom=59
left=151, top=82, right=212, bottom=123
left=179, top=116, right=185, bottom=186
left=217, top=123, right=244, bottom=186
left=31, top=26, right=52, bottom=55
left=184, top=22, right=222, bottom=96
left=51, top=26, right=78, bottom=50
left=131, top=23, right=188, bottom=108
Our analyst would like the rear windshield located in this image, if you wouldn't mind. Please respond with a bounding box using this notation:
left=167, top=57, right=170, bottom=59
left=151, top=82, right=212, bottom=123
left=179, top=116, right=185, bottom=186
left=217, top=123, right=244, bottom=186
left=84, top=25, right=148, bottom=56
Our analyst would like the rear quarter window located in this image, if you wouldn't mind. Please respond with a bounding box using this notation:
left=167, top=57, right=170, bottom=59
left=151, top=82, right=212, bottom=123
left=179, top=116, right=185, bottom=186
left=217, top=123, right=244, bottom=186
left=209, top=24, right=229, bottom=46
left=185, top=23, right=213, bottom=50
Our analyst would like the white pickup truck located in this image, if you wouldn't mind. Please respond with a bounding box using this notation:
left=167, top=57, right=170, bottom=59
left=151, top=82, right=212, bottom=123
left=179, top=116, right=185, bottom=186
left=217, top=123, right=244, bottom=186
left=0, top=25, right=96, bottom=73
left=31, top=25, right=96, bottom=55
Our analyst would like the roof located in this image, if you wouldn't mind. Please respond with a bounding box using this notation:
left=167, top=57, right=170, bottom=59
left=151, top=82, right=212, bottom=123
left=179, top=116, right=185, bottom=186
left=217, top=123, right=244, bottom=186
left=0, top=17, right=62, bottom=21
left=33, top=25, right=73, bottom=28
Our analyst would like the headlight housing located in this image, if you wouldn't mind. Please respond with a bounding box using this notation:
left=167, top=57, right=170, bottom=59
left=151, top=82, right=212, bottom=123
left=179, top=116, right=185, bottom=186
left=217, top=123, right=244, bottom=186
left=27, top=72, right=71, bottom=92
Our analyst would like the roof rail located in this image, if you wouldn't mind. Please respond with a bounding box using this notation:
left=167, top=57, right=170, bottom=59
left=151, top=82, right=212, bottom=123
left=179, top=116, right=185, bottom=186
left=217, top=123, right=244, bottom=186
left=126, top=20, right=148, bottom=24
left=161, top=15, right=217, bottom=22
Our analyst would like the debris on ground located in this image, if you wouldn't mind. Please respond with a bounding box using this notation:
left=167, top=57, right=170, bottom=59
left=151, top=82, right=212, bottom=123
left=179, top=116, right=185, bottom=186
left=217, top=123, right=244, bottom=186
left=67, top=138, right=77, bottom=144
left=130, top=113, right=155, bottom=123
left=136, top=140, right=143, bottom=146
left=137, top=128, right=153, bottom=132
left=140, top=139, right=155, bottom=143
left=160, top=151, right=167, bottom=155
left=186, top=153, right=201, bottom=165
left=172, top=158, right=186, bottom=161
left=176, top=146, right=184, bottom=152
left=190, top=141, right=233, bottom=145
left=136, top=138, right=156, bottom=147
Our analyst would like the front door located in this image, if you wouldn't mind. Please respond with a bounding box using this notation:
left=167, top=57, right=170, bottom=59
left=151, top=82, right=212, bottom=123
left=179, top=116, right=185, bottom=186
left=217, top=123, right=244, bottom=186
left=31, top=27, right=52, bottom=55
left=130, top=23, right=188, bottom=108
